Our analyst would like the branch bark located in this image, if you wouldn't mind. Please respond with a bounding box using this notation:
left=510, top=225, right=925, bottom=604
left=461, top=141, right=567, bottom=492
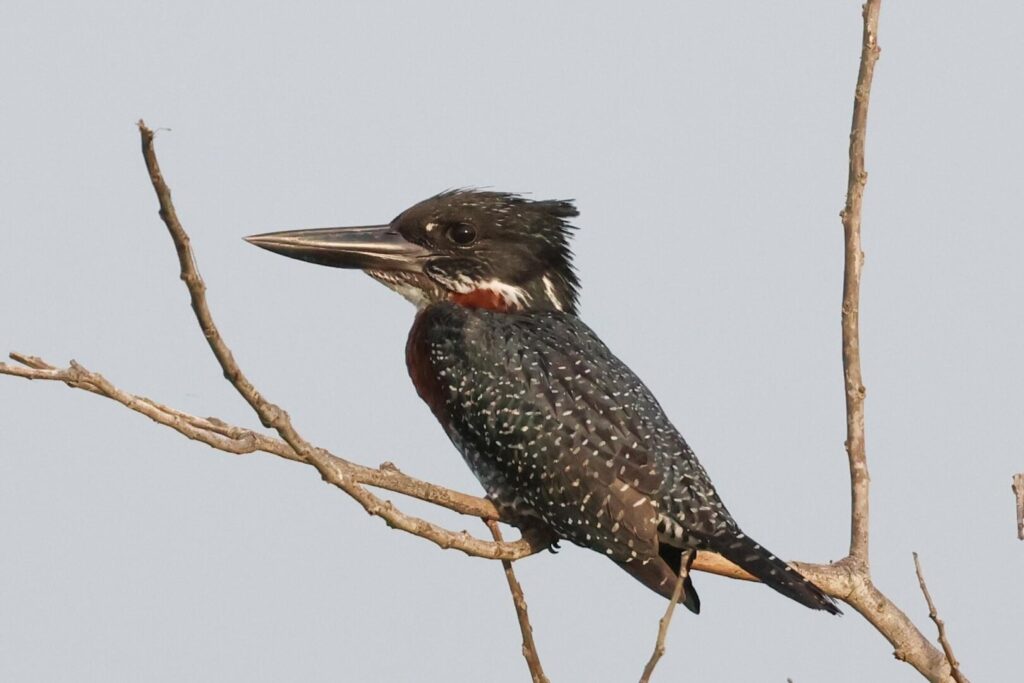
left=638, top=550, right=693, bottom=683
left=824, top=4, right=967, bottom=681
left=821, top=4, right=968, bottom=681
left=487, top=520, right=549, bottom=683
left=839, top=0, right=881, bottom=568
left=1, top=352, right=551, bottom=560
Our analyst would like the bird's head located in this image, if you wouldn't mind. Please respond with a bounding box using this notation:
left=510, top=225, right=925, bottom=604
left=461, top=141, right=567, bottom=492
left=246, top=190, right=581, bottom=314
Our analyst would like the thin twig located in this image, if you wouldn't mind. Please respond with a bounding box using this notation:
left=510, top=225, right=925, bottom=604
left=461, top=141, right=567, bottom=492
left=486, top=520, right=549, bottom=683
left=839, top=0, right=882, bottom=567
left=913, top=554, right=967, bottom=683
left=1012, top=474, right=1024, bottom=540
left=638, top=550, right=693, bottom=683
left=137, top=121, right=319, bottom=463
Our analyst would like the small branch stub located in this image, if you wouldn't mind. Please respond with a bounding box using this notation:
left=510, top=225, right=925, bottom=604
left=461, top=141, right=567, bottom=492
left=1013, top=473, right=1024, bottom=540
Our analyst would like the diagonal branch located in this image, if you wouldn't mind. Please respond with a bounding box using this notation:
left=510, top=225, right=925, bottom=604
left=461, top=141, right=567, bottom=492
left=1, top=352, right=549, bottom=560
left=135, top=120, right=556, bottom=561
left=138, top=122, right=319, bottom=464
left=913, top=554, right=968, bottom=683
left=0, top=352, right=780, bottom=579
left=4, top=354, right=508, bottom=521
left=486, top=520, right=549, bottom=683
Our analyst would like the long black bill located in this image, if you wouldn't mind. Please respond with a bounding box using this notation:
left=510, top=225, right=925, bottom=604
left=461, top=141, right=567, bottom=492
left=244, top=224, right=430, bottom=271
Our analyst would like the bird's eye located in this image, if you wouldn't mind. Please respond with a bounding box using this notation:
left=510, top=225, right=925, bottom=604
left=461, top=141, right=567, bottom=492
left=447, top=223, right=477, bottom=246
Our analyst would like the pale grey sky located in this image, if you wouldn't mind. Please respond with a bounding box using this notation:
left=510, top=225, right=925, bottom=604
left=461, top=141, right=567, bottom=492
left=2, top=2, right=1021, bottom=681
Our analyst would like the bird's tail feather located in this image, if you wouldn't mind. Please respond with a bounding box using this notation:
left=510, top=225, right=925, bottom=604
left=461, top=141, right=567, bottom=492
left=715, top=534, right=841, bottom=615
left=615, top=555, right=701, bottom=614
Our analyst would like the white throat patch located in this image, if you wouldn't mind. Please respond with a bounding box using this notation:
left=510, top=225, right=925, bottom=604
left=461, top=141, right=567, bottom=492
left=437, top=272, right=532, bottom=310
left=469, top=279, right=531, bottom=309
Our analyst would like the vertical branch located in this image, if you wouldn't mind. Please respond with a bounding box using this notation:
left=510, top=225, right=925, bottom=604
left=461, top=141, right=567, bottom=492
left=486, top=520, right=549, bottom=683
left=839, top=0, right=882, bottom=565
left=638, top=550, right=693, bottom=683
left=1013, top=473, right=1024, bottom=540
left=913, top=553, right=967, bottom=683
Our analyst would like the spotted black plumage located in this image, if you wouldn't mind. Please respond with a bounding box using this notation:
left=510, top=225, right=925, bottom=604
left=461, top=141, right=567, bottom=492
left=247, top=189, right=841, bottom=615
left=409, top=301, right=838, bottom=614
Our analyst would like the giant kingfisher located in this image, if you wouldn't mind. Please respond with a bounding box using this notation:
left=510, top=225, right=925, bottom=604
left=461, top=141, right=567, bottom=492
left=246, top=189, right=840, bottom=615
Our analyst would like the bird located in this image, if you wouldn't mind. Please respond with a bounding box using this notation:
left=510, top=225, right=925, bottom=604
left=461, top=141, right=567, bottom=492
left=245, top=189, right=840, bottom=615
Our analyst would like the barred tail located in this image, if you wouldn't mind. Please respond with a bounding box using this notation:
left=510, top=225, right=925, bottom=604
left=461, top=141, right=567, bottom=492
left=716, top=534, right=841, bottom=615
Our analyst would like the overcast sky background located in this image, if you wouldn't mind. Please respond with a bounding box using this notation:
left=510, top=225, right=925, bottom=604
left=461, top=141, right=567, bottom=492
left=2, top=2, right=1021, bottom=681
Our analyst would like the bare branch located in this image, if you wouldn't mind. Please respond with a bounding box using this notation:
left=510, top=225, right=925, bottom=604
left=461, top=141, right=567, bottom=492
left=0, top=349, right=961, bottom=680
left=839, top=0, right=882, bottom=567
left=841, top=570, right=963, bottom=683
left=4, top=355, right=482, bottom=512
left=825, top=4, right=968, bottom=681
left=0, top=352, right=792, bottom=578
left=0, top=353, right=551, bottom=560
left=913, top=554, right=967, bottom=683
left=486, top=520, right=549, bottom=683
left=134, top=120, right=568, bottom=561
left=1013, top=474, right=1024, bottom=540
left=137, top=122, right=318, bottom=464
left=638, top=550, right=693, bottom=683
